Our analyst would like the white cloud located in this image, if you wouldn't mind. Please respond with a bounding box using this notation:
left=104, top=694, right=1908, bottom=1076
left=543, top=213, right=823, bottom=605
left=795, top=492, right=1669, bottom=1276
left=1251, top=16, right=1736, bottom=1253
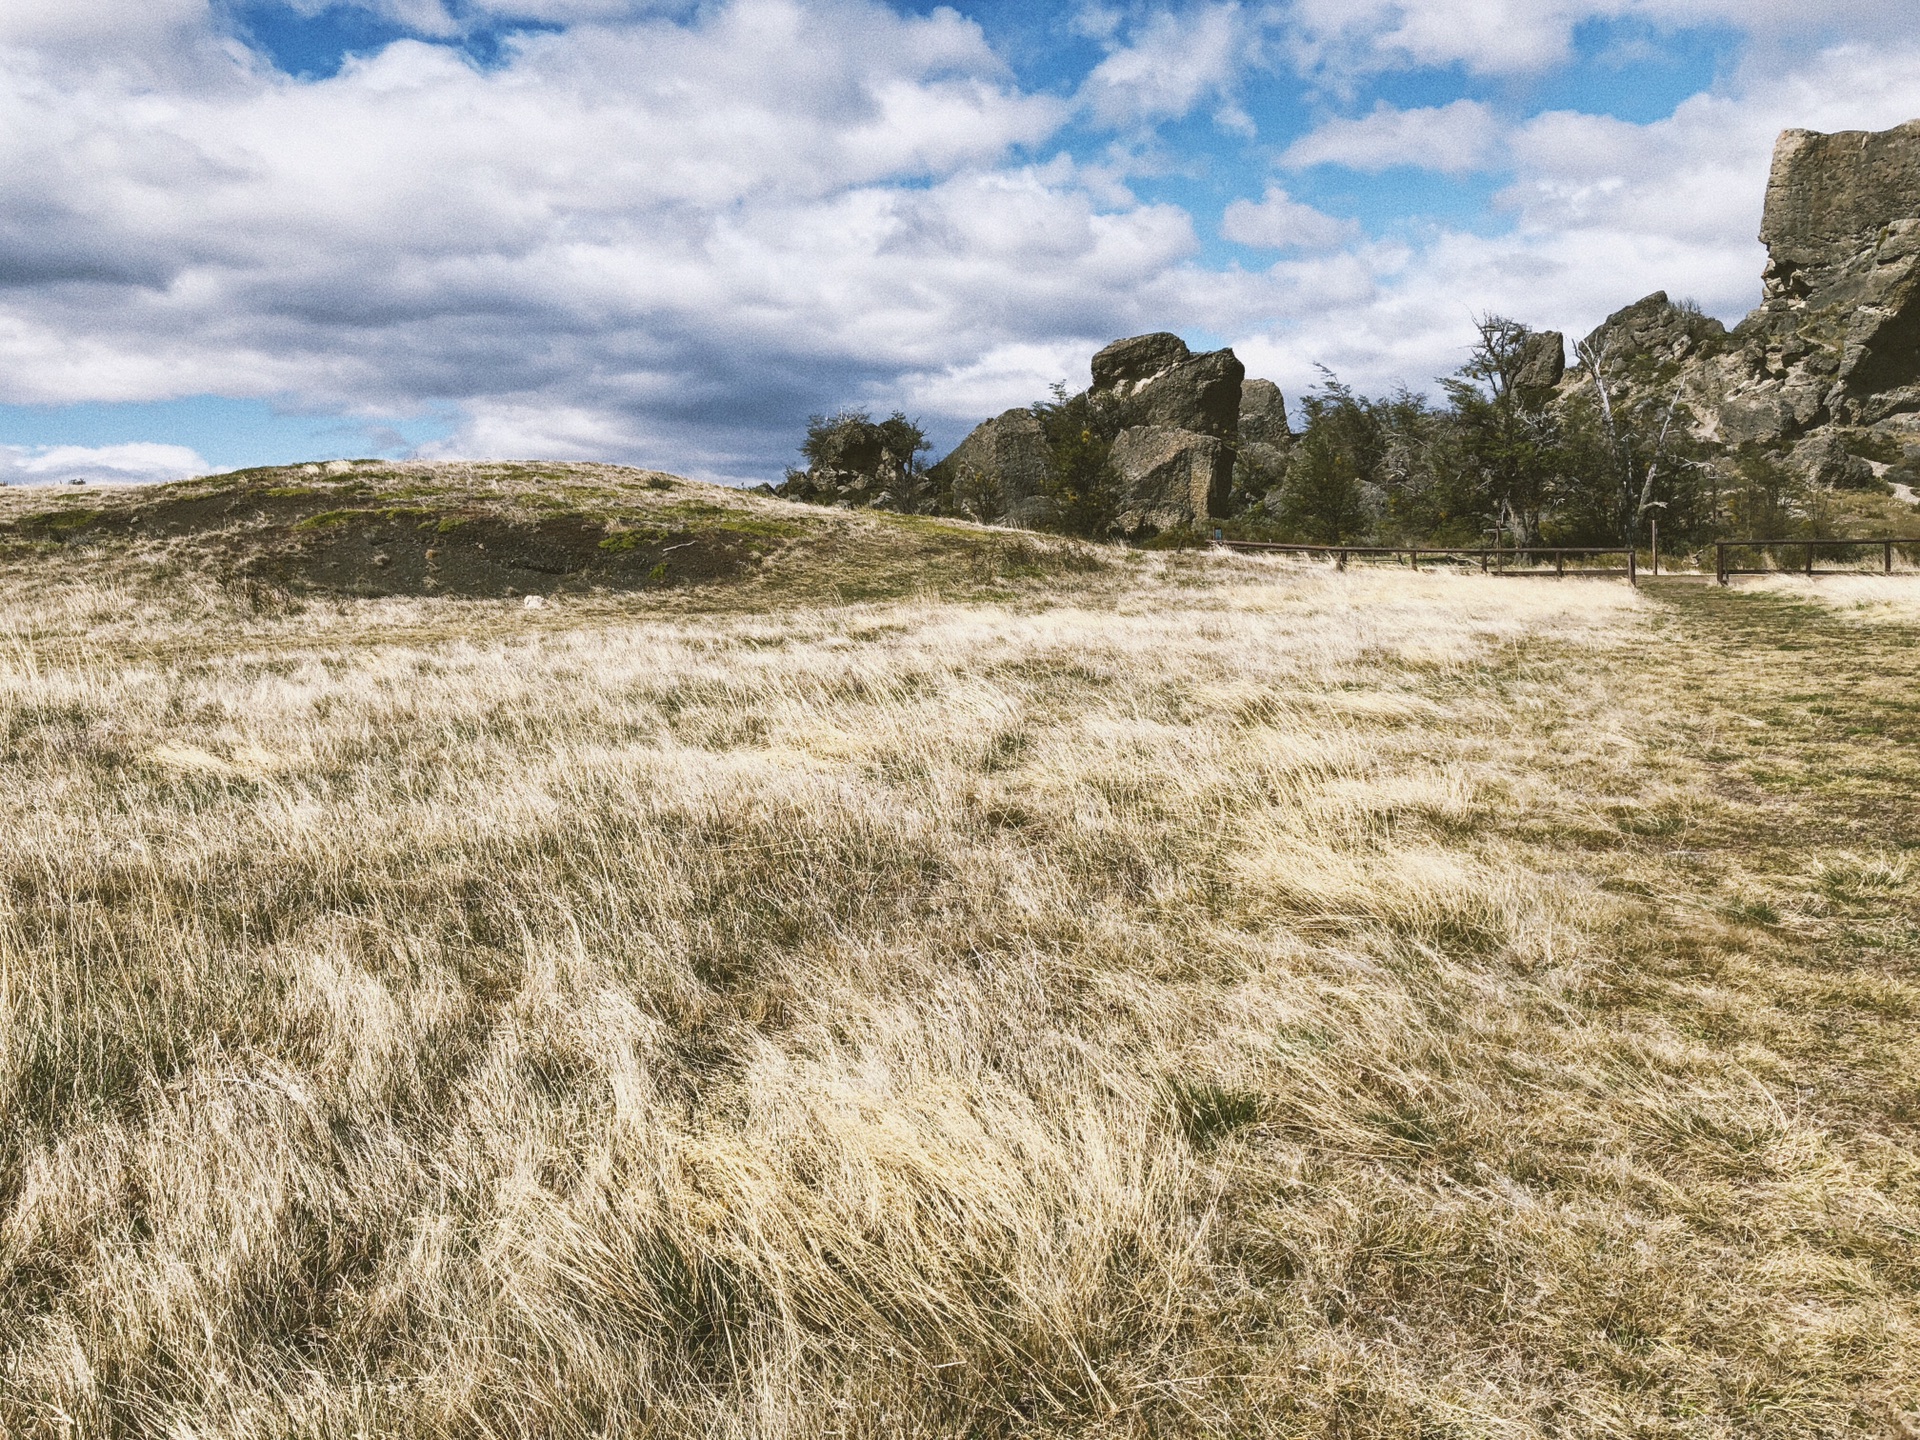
left=1221, top=186, right=1360, bottom=250
left=0, top=443, right=206, bottom=485
left=1279, top=0, right=1920, bottom=79
left=1283, top=100, right=1505, bottom=174
left=1284, top=0, right=1587, bottom=76
left=1078, top=4, right=1250, bottom=130
left=0, top=0, right=1148, bottom=479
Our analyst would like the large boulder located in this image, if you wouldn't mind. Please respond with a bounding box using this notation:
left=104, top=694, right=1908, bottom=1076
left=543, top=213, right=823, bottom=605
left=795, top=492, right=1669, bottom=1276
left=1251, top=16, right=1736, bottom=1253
left=1109, top=427, right=1233, bottom=534
left=1237, top=378, right=1291, bottom=447
left=1232, top=379, right=1292, bottom=508
left=1514, top=330, right=1566, bottom=392
left=1090, top=333, right=1244, bottom=440
left=1090, top=332, right=1193, bottom=394
left=928, top=407, right=1051, bottom=525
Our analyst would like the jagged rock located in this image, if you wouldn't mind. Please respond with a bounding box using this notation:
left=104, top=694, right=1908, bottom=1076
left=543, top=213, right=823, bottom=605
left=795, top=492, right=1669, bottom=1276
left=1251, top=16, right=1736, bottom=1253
left=1580, top=292, right=1726, bottom=368
left=1711, top=122, right=1920, bottom=442
left=1514, top=331, right=1566, bottom=392
left=1090, top=333, right=1244, bottom=440
left=1232, top=381, right=1292, bottom=508
left=926, top=408, right=1051, bottom=525
left=1238, top=379, right=1292, bottom=447
left=1758, top=122, right=1920, bottom=304
left=1110, top=427, right=1232, bottom=534
left=1091, top=332, right=1193, bottom=394
left=1791, top=432, right=1883, bottom=491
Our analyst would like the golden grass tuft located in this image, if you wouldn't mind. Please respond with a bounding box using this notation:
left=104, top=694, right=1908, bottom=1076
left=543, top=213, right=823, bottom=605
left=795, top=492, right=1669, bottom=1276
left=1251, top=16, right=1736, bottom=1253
left=2, top=538, right=1917, bottom=1436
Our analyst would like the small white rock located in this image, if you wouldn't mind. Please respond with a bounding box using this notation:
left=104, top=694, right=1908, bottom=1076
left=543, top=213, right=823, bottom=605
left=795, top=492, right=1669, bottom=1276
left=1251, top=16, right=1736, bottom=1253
left=523, top=594, right=547, bottom=609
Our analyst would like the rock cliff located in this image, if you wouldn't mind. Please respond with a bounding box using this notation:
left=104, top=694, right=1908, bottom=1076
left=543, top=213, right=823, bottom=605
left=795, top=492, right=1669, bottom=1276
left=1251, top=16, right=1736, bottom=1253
left=1586, top=121, right=1920, bottom=481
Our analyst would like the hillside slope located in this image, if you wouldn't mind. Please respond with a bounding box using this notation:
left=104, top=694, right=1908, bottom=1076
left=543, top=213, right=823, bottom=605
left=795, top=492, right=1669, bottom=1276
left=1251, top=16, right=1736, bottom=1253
left=0, top=460, right=1106, bottom=606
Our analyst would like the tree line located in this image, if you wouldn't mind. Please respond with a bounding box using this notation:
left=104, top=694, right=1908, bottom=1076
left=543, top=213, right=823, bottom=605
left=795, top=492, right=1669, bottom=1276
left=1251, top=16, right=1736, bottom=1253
left=790, top=317, right=1894, bottom=546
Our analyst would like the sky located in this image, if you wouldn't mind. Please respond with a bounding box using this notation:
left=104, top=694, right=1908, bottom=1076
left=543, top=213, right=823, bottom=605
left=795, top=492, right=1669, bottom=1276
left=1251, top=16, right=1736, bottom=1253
left=3, top=1, right=1920, bottom=485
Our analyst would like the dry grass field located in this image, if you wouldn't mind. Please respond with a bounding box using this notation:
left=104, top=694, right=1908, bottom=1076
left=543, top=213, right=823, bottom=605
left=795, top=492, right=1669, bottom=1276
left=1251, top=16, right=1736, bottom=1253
left=2, top=467, right=1918, bottom=1437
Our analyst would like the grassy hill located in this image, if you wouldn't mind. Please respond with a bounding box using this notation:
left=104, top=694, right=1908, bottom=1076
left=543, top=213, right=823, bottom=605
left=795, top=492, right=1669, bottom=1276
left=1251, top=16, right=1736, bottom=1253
left=1, top=466, right=1917, bottom=1436
left=0, top=460, right=1108, bottom=608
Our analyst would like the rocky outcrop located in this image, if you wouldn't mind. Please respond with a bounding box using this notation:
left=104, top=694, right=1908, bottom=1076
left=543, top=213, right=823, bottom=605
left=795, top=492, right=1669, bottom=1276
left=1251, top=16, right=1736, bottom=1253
left=1514, top=331, right=1566, bottom=393
left=1739, top=122, right=1920, bottom=430
left=1086, top=333, right=1245, bottom=531
left=1238, top=379, right=1291, bottom=447
left=1231, top=378, right=1292, bottom=507
left=1606, top=120, right=1920, bottom=481
left=1535, top=123, right=1920, bottom=491
left=1580, top=292, right=1726, bottom=368
left=1109, top=427, right=1233, bottom=534
left=898, top=332, right=1285, bottom=535
left=927, top=408, right=1051, bottom=525
left=1090, top=333, right=1244, bottom=441
left=775, top=413, right=939, bottom=512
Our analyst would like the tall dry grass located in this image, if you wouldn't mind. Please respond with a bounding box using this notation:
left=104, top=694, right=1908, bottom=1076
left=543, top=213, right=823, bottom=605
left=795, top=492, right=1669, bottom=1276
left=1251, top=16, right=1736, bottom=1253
left=2, top=557, right=1915, bottom=1436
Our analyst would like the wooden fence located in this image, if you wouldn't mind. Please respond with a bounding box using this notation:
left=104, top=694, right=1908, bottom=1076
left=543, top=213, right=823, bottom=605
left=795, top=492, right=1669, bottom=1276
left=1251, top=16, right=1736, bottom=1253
left=1214, top=540, right=1638, bottom=583
left=1715, top=538, right=1919, bottom=584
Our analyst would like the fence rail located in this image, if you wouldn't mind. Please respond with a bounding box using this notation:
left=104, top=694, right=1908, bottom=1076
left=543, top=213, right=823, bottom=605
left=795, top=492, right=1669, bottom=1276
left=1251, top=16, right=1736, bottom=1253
left=1715, top=537, right=1920, bottom=585
left=1215, top=539, right=1638, bottom=583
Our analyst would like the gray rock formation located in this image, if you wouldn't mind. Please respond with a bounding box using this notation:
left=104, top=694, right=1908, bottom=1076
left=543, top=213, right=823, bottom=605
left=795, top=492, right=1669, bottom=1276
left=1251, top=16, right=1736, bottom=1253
left=927, top=408, right=1051, bottom=525
left=775, top=413, right=939, bottom=512
left=1082, top=333, right=1246, bottom=530
left=912, top=332, right=1280, bottom=534
left=1090, top=332, right=1192, bottom=394
left=1232, top=378, right=1292, bottom=508
left=1579, top=292, right=1726, bottom=368
left=1739, top=121, right=1920, bottom=429
left=1615, top=120, right=1920, bottom=481
left=1237, top=379, right=1291, bottom=447
left=1513, top=330, right=1566, bottom=392
left=1790, top=431, right=1883, bottom=491
left=1090, top=332, right=1244, bottom=440
left=1109, top=427, right=1234, bottom=534
left=1536, top=125, right=1920, bottom=492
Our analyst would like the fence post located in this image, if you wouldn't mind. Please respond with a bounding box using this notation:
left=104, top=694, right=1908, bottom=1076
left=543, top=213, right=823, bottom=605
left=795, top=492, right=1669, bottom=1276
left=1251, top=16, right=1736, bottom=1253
left=1628, top=547, right=1637, bottom=588
left=1338, top=548, right=1348, bottom=571
left=1717, top=543, right=1727, bottom=586
left=1556, top=550, right=1564, bottom=578
left=1806, top=543, right=1815, bottom=577
left=1652, top=517, right=1659, bottom=576
left=1888, top=540, right=1895, bottom=575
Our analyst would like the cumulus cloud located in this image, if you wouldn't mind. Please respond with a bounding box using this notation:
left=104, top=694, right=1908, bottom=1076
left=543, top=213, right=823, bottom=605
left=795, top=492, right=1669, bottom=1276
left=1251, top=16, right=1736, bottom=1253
left=1283, top=100, right=1505, bottom=174
left=1279, top=0, right=1920, bottom=79
left=0, top=0, right=1164, bottom=478
left=1077, top=3, right=1251, bottom=131
left=0, top=443, right=206, bottom=485
left=1221, top=186, right=1360, bottom=250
